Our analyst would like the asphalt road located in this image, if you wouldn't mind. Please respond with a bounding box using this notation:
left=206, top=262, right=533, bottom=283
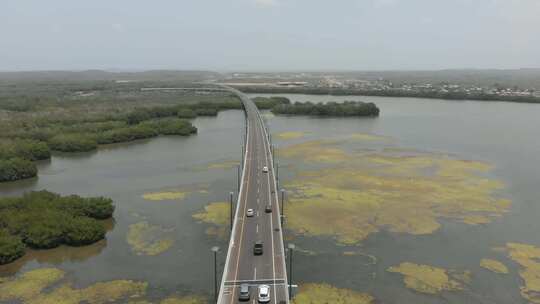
left=217, top=88, right=289, bottom=304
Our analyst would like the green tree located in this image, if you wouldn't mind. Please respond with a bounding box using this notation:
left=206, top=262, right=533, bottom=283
left=0, top=158, right=37, bottom=182
left=0, top=229, right=25, bottom=264
left=48, top=134, right=98, bottom=152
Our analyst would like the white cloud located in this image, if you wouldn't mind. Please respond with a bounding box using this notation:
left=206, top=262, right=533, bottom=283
left=253, top=0, right=279, bottom=8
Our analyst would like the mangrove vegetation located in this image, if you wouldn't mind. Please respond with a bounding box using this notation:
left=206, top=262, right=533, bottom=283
left=0, top=190, right=114, bottom=264
left=0, top=98, right=241, bottom=182
left=272, top=101, right=380, bottom=117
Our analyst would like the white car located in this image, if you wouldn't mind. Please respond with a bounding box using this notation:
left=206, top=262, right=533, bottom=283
left=262, top=166, right=269, bottom=173
left=258, top=285, right=270, bottom=303
left=246, top=208, right=254, bottom=217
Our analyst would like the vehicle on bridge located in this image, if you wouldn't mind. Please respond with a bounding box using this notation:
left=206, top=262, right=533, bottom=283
left=239, top=283, right=251, bottom=301
left=265, top=205, right=272, bottom=213
left=262, top=166, right=269, bottom=173
left=258, top=285, right=271, bottom=303
left=253, top=241, right=264, bottom=255
left=246, top=208, right=254, bottom=217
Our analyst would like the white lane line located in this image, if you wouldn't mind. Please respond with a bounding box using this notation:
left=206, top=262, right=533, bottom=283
left=256, top=224, right=259, bottom=233
left=254, top=267, right=257, bottom=280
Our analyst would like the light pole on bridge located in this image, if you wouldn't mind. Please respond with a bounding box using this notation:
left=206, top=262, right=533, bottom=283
left=237, top=164, right=241, bottom=192
left=288, top=243, right=295, bottom=300
left=211, top=246, right=220, bottom=304
left=229, top=192, right=234, bottom=231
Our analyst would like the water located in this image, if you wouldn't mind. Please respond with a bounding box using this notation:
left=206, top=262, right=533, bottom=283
left=1, top=95, right=540, bottom=303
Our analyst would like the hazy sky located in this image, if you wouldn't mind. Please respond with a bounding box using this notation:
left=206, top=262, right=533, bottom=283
left=1, top=0, right=539, bottom=71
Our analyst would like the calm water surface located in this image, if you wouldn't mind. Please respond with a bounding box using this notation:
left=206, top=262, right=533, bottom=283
left=1, top=95, right=540, bottom=303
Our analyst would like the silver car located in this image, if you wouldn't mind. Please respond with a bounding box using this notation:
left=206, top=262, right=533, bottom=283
left=258, top=284, right=270, bottom=303
left=246, top=208, right=254, bottom=217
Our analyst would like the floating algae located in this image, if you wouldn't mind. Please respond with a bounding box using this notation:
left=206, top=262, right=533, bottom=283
left=292, top=283, right=374, bottom=304
left=503, top=243, right=540, bottom=303
left=127, top=221, right=174, bottom=256
left=207, top=160, right=239, bottom=170
left=281, top=140, right=510, bottom=245
left=160, top=296, right=206, bottom=304
left=387, top=262, right=468, bottom=294
left=192, top=202, right=230, bottom=238
left=480, top=258, right=509, bottom=274
left=277, top=140, right=349, bottom=163
left=0, top=268, right=147, bottom=304
left=143, top=191, right=188, bottom=201
left=192, top=202, right=230, bottom=227
left=276, top=131, right=306, bottom=140
left=342, top=251, right=377, bottom=265
left=348, top=133, right=389, bottom=142
left=0, top=268, right=65, bottom=302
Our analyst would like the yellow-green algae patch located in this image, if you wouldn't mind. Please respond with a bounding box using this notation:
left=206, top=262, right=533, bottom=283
left=278, top=140, right=349, bottom=163
left=127, top=221, right=174, bottom=256
left=503, top=243, right=540, bottom=303
left=192, top=201, right=230, bottom=227
left=292, top=283, right=374, bottom=304
left=0, top=268, right=65, bottom=302
left=387, top=262, right=467, bottom=294
left=283, top=143, right=510, bottom=244
left=192, top=202, right=230, bottom=238
left=348, top=133, right=389, bottom=141
left=0, top=268, right=147, bottom=304
left=276, top=131, right=306, bottom=140
left=143, top=191, right=188, bottom=201
left=480, top=258, right=509, bottom=274
left=207, top=160, right=239, bottom=170
left=160, top=295, right=207, bottom=304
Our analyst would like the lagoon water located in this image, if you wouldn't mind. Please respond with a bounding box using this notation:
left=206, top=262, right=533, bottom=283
left=2, top=94, right=540, bottom=303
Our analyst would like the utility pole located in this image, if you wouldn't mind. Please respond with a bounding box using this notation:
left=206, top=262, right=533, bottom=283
left=288, top=243, right=295, bottom=300
left=237, top=165, right=240, bottom=192
left=229, top=192, right=234, bottom=232
left=241, top=144, right=244, bottom=168
left=276, top=162, right=279, bottom=189
left=280, top=189, right=285, bottom=226
left=211, top=246, right=220, bottom=304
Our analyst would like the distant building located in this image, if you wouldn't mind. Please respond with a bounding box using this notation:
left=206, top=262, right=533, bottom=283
left=275, top=81, right=308, bottom=87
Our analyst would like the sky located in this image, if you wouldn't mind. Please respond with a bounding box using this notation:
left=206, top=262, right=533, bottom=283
left=1, top=0, right=539, bottom=71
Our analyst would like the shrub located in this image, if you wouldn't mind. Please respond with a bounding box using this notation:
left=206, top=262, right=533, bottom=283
left=23, top=217, right=65, bottom=248
left=64, top=217, right=105, bottom=246
left=97, top=125, right=158, bottom=144
left=271, top=101, right=380, bottom=117
left=79, top=197, right=115, bottom=219
left=253, top=97, right=291, bottom=109
left=0, top=190, right=114, bottom=264
left=0, top=158, right=37, bottom=182
left=48, top=134, right=98, bottom=152
left=0, top=229, right=25, bottom=264
left=155, top=119, right=198, bottom=135
left=0, top=139, right=51, bottom=161
left=195, top=108, right=218, bottom=116
left=14, top=140, right=51, bottom=160
left=177, top=108, right=197, bottom=119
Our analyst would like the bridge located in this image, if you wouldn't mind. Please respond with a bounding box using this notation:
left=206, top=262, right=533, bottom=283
left=217, top=87, right=290, bottom=304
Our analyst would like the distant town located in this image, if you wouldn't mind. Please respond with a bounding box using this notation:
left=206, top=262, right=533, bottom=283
left=220, top=72, right=540, bottom=100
